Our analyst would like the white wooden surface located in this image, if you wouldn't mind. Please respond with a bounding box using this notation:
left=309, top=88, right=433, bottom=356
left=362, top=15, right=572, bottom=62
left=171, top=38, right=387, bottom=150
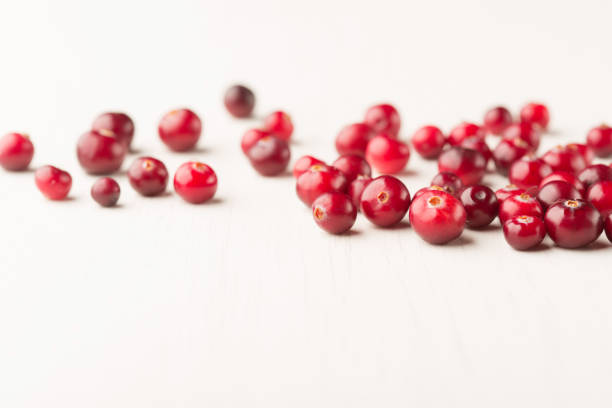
left=1, top=0, right=611, bottom=406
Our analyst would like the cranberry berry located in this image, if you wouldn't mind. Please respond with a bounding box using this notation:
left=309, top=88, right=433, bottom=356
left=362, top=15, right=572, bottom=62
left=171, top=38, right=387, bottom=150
left=312, top=192, right=357, bottom=234
left=335, top=123, right=374, bottom=157
left=411, top=125, right=446, bottom=159
left=158, top=108, right=202, bottom=152
left=492, top=138, right=530, bottom=174
left=348, top=175, right=372, bottom=210
left=128, top=157, right=169, bottom=197
left=365, top=134, right=410, bottom=174
left=364, top=104, right=400, bottom=137
left=460, top=136, right=492, bottom=163
left=293, top=155, right=325, bottom=178
left=34, top=165, right=72, bottom=200
left=578, top=164, right=612, bottom=190
left=498, top=193, right=543, bottom=224
left=174, top=161, right=218, bottom=204
left=541, top=145, right=587, bottom=174
left=76, top=129, right=126, bottom=174
left=502, top=122, right=541, bottom=151
left=437, top=146, right=486, bottom=186
left=360, top=175, right=410, bottom=227
left=447, top=122, right=485, bottom=146
left=91, top=177, right=120, bottom=207
left=536, top=180, right=582, bottom=210
left=605, top=214, right=612, bottom=243
left=483, top=106, right=512, bottom=135
left=495, top=184, right=526, bottom=202
left=539, top=171, right=586, bottom=196
left=332, top=154, right=371, bottom=182
left=296, top=164, right=348, bottom=207
left=586, top=180, right=612, bottom=217
left=545, top=199, right=603, bottom=248
left=503, top=216, right=546, bottom=251
left=586, top=124, right=612, bottom=157
left=246, top=136, right=290, bottom=176
left=431, top=172, right=463, bottom=196
left=567, top=143, right=594, bottom=165
left=459, top=185, right=499, bottom=229
left=0, top=132, right=34, bottom=171
left=92, top=112, right=135, bottom=148
left=520, top=102, right=550, bottom=130
left=263, top=111, right=293, bottom=141
left=414, top=185, right=446, bottom=200
left=241, top=128, right=271, bottom=154
left=409, top=190, right=467, bottom=244
left=509, top=157, right=552, bottom=189
left=224, top=84, right=255, bottom=118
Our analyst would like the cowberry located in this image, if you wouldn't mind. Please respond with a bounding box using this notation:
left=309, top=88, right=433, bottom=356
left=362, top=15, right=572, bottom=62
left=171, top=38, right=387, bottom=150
left=508, top=157, right=552, bottom=189
left=312, top=192, right=357, bottom=234
left=0, top=132, right=34, bottom=171
left=76, top=130, right=126, bottom=174
left=520, top=102, right=550, bottom=130
left=460, top=136, right=492, bottom=163
left=365, top=134, right=410, bottom=174
left=502, top=122, right=541, bottom=151
left=567, top=143, right=594, bottom=165
left=332, top=154, right=371, bottom=182
left=437, top=146, right=486, bottom=186
left=536, top=180, right=582, bottom=210
left=127, top=157, right=169, bottom=196
left=448, top=122, right=485, bottom=146
left=246, top=136, right=290, bottom=176
left=411, top=125, right=446, bottom=159
left=539, top=171, right=586, bottom=196
left=91, top=177, right=120, bottom=207
left=586, top=124, right=612, bottom=157
left=158, top=108, right=202, bottom=151
left=348, top=175, right=372, bottom=210
left=224, top=84, right=255, bottom=118
left=459, top=184, right=499, bottom=229
left=577, top=164, right=612, bottom=190
left=493, top=138, right=530, bottom=174
left=335, top=123, right=374, bottom=157
left=92, top=112, right=135, bottom=148
left=293, top=155, right=325, bottom=178
left=174, top=162, right=218, bottom=204
left=605, top=214, right=612, bottom=243
left=541, top=145, right=587, bottom=174
left=503, top=216, right=546, bottom=251
left=35, top=165, right=72, bottom=200
left=409, top=190, right=466, bottom=244
left=431, top=172, right=463, bottom=196
left=263, top=111, right=293, bottom=141
left=414, top=185, right=445, bottom=200
left=360, top=175, right=410, bottom=227
left=498, top=193, right=543, bottom=224
left=364, top=104, right=400, bottom=137
left=495, top=184, right=526, bottom=202
left=545, top=199, right=603, bottom=248
left=296, top=164, right=348, bottom=207
left=586, top=180, right=612, bottom=217
left=241, top=128, right=271, bottom=154
left=483, top=106, right=513, bottom=135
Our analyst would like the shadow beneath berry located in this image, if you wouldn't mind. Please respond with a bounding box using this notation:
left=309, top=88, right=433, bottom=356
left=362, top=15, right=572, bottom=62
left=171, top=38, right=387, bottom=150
left=393, top=169, right=418, bottom=177
left=574, top=240, right=610, bottom=251
left=446, top=235, right=474, bottom=246
left=269, top=170, right=293, bottom=179
left=523, top=242, right=551, bottom=252
left=61, top=196, right=77, bottom=202
left=471, top=224, right=502, bottom=233
left=342, top=229, right=362, bottom=236
left=174, top=146, right=209, bottom=155
left=377, top=220, right=411, bottom=230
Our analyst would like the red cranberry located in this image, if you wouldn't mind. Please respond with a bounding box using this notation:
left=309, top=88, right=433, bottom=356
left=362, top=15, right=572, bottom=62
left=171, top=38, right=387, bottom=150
left=365, top=134, right=410, bottom=174
left=431, top=172, right=463, bottom=196
left=364, top=104, right=400, bottom=137
left=241, top=128, right=271, bottom=154
left=335, top=123, right=374, bottom=157
left=411, top=125, right=446, bottom=159
left=541, top=145, right=587, bottom=174
left=293, top=155, right=325, bottom=178
left=493, top=138, right=530, bottom=174
left=578, top=164, right=612, bottom=190
left=348, top=175, right=372, bottom=210
left=174, top=161, right=218, bottom=204
left=605, top=214, right=612, bottom=243
left=586, top=124, right=612, bottom=157
left=34, top=165, right=72, bottom=200
left=437, top=146, right=486, bottom=186
left=509, top=157, right=552, bottom=189
left=360, top=175, right=410, bottom=227
left=92, top=112, right=135, bottom=148
left=460, top=136, right=492, bottom=163
left=483, top=106, right=513, bottom=135
left=91, top=177, right=120, bottom=207
left=567, top=143, right=594, bottom=165
left=498, top=193, right=543, bottom=224
left=263, top=111, right=293, bottom=141
left=503, top=215, right=546, bottom=251
left=495, top=184, right=526, bottom=202
left=536, top=180, right=582, bottom=210
left=0, top=132, right=34, bottom=171
left=414, top=185, right=446, bottom=200
left=520, top=102, right=550, bottom=130
left=545, top=199, right=603, bottom=248
left=409, top=190, right=466, bottom=244
left=76, top=130, right=126, bottom=174
left=502, top=122, right=541, bottom=151
left=459, top=185, right=499, bottom=229
left=158, top=108, right=202, bottom=152
left=224, top=84, right=255, bottom=118
left=447, top=122, right=485, bottom=146
left=312, top=192, right=357, bottom=234
left=127, top=157, right=169, bottom=196
left=539, top=171, right=586, bottom=196
left=332, top=154, right=371, bottom=183
left=586, top=180, right=612, bottom=217
left=296, top=164, right=348, bottom=207
left=246, top=136, right=290, bottom=176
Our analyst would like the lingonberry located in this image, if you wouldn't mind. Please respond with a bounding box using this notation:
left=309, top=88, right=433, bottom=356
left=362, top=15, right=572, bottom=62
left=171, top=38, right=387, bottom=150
left=498, top=193, right=543, bottom=224
left=509, top=157, right=552, bottom=189
left=459, top=184, right=499, bottom=229
left=492, top=138, right=530, bottom=174
left=348, top=175, right=372, bottom=210
left=460, top=136, right=492, bottom=163
left=495, top=184, right=526, bottom=202
left=296, top=164, right=348, bottom=207
left=411, top=125, right=446, bottom=159
left=34, top=165, right=72, bottom=200
left=174, top=161, right=218, bottom=204
left=414, top=185, right=445, bottom=200
left=409, top=190, right=466, bottom=244
left=586, top=124, right=612, bottom=157
left=127, top=157, right=169, bottom=196
left=224, top=84, right=255, bottom=118
left=332, top=154, right=371, bottom=182
left=586, top=180, right=612, bottom=217
left=545, top=199, right=603, bottom=248
left=605, top=213, right=612, bottom=243
left=241, top=128, right=271, bottom=154
left=365, top=134, right=410, bottom=174
left=92, top=112, right=135, bottom=148
left=536, top=180, right=582, bottom=211
left=360, top=175, right=410, bottom=227
left=578, top=164, right=612, bottom=190
left=447, top=122, right=485, bottom=146
left=246, top=136, right=290, bottom=176
left=520, top=102, right=550, bottom=130
left=437, top=146, right=486, bottom=186
left=541, top=145, right=587, bottom=174
left=539, top=171, right=586, bottom=196
left=483, top=106, right=513, bottom=135
left=312, top=192, right=357, bottom=234
left=76, top=130, right=126, bottom=174
left=293, top=155, right=325, bottom=178
left=0, top=132, right=34, bottom=171
left=263, top=111, right=293, bottom=141
left=431, top=172, right=463, bottom=196
left=567, top=143, right=594, bottom=165
left=503, top=215, right=546, bottom=251
left=158, top=108, right=202, bottom=152
left=502, top=122, right=541, bottom=151
left=364, top=103, right=400, bottom=137
left=335, top=123, right=374, bottom=157
left=91, top=177, right=120, bottom=207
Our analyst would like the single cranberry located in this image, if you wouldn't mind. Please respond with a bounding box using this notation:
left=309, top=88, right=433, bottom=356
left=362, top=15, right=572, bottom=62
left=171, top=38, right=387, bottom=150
left=567, top=143, right=594, bottom=165
left=224, top=84, right=255, bottom=118
left=332, top=154, right=371, bottom=182
left=492, top=138, right=530, bottom=174
left=409, top=190, right=467, bottom=244
left=536, top=180, right=582, bottom=210
left=545, top=199, right=603, bottom=248
left=0, top=132, right=34, bottom=171
left=365, top=134, right=410, bottom=174
left=520, top=102, right=550, bottom=130
left=539, top=171, right=586, bottom=196
left=437, top=146, right=486, bottom=186
left=503, top=215, right=546, bottom=251
left=586, top=180, right=612, bottom=217
left=483, top=106, right=513, bottom=135
left=414, top=185, right=446, bottom=200
left=76, top=130, right=126, bottom=174
left=91, top=177, right=120, bottom=207
left=605, top=213, right=612, bottom=243
left=364, top=104, right=400, bottom=137
left=335, top=123, right=374, bottom=157
left=293, top=155, right=325, bottom=178
left=509, top=157, right=553, bottom=189
left=174, top=161, right=218, bottom=204
left=578, top=164, right=612, bottom=190
left=460, top=136, right=492, bottom=163
left=411, top=125, right=446, bottom=159
left=586, top=124, right=612, bottom=157
left=312, top=192, right=357, bottom=234
left=498, top=193, right=543, bottom=224
left=34, top=165, right=72, bottom=200
left=127, top=157, right=169, bottom=196
left=263, top=111, right=293, bottom=141
left=348, top=175, right=372, bottom=210
left=495, top=184, right=526, bottom=202
left=360, top=175, right=410, bottom=227
left=241, top=128, right=271, bottom=154
left=459, top=185, right=499, bottom=229
left=246, top=136, right=290, bottom=176
left=431, top=172, right=463, bottom=196
left=541, top=145, right=587, bottom=174
left=447, top=122, right=485, bottom=146
left=296, top=164, right=348, bottom=206
left=158, top=108, right=202, bottom=151
left=502, top=122, right=541, bottom=151
left=92, top=112, right=135, bottom=148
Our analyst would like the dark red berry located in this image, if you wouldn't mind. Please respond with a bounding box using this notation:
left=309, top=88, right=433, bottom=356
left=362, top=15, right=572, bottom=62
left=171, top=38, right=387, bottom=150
left=536, top=180, right=582, bottom=210
left=520, top=102, right=550, bottom=130
left=34, top=165, right=72, bottom=200
left=296, top=164, right=348, bottom=207
left=541, top=145, right=587, bottom=174
left=586, top=124, right=612, bottom=157
left=158, top=108, right=202, bottom=152
left=431, top=172, right=463, bottom=196
left=246, top=136, right=290, bottom=176
left=545, top=199, right=603, bottom=248
left=509, top=157, right=552, bottom=189
left=409, top=190, right=466, bottom=244
left=503, top=215, right=546, bottom=251
left=335, top=123, right=374, bottom=157
left=437, top=146, right=486, bottom=186
left=263, top=111, right=293, bottom=141
left=493, top=138, right=530, bottom=174
left=502, top=122, right=541, bottom=151
left=312, top=192, right=357, bottom=234
left=0, top=132, right=34, bottom=171
left=411, top=125, right=446, bottom=159
left=174, top=161, right=218, bottom=204
left=92, top=112, right=135, bottom=148
left=605, top=213, right=612, bottom=243
left=365, top=134, right=410, bottom=174
left=460, top=136, right=492, bottom=163
left=332, top=154, right=371, bottom=182
left=293, top=155, right=325, bottom=178
left=127, top=157, right=169, bottom=196
left=360, top=175, right=410, bottom=227
left=91, top=177, right=120, bottom=207
left=348, top=175, right=372, bottom=210
left=495, top=184, right=526, bottom=202
left=586, top=180, right=612, bottom=217
left=364, top=104, right=400, bottom=137
left=567, top=143, right=594, bottom=165
left=577, top=164, right=612, bottom=190
left=459, top=184, right=499, bottom=229
left=241, top=128, right=271, bottom=154
left=539, top=171, right=586, bottom=196
left=498, top=193, right=543, bottom=224
left=483, top=106, right=512, bottom=135
left=76, top=130, right=126, bottom=174
left=447, top=122, right=485, bottom=146
left=224, top=84, right=255, bottom=118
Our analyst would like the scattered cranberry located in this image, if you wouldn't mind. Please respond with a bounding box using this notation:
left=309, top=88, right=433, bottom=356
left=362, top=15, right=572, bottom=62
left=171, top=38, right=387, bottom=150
left=459, top=185, right=499, bottom=229
left=0, top=132, right=34, bottom=171
left=539, top=171, right=586, bottom=196
left=414, top=185, right=446, bottom=200
left=312, top=192, right=357, bottom=234
left=127, top=157, right=169, bottom=196
left=293, top=155, right=325, bottom=178
left=460, top=136, right=492, bottom=163
left=536, top=180, right=582, bottom=210
left=332, top=154, right=371, bottom=182
left=495, top=184, right=526, bottom=202
left=348, top=175, right=372, bottom=210
left=241, top=128, right=271, bottom=154
left=335, top=123, right=374, bottom=157
left=296, top=164, right=348, bottom=207
left=541, top=145, right=587, bottom=174
left=224, top=84, right=255, bottom=118
left=174, top=161, right=218, bottom=204
left=520, top=102, right=550, bottom=130
left=364, top=104, right=400, bottom=137
left=158, top=108, right=202, bottom=152
left=360, top=175, right=410, bottom=227
left=34, top=165, right=72, bottom=200
left=91, top=177, right=120, bottom=207
left=483, top=106, right=513, bottom=135
left=437, top=146, right=486, bottom=186
left=411, top=125, right=446, bottom=159
left=365, top=134, right=410, bottom=174
left=409, top=190, right=466, bottom=244
left=76, top=130, right=126, bottom=174
left=586, top=180, right=612, bottom=217
left=431, top=172, right=463, bottom=196
left=509, top=157, right=552, bottom=189
left=567, top=143, right=594, bottom=165
left=498, top=193, right=543, bottom=224
left=578, top=164, right=612, bottom=190
left=503, top=215, right=546, bottom=251
left=92, top=112, right=135, bottom=148
left=545, top=199, right=603, bottom=248
left=447, top=122, right=485, bottom=146
left=492, top=138, right=530, bottom=174
left=502, top=122, right=541, bottom=151
left=263, top=111, right=293, bottom=141
left=246, top=136, right=290, bottom=176
left=605, top=213, right=612, bottom=243
left=586, top=124, right=612, bottom=157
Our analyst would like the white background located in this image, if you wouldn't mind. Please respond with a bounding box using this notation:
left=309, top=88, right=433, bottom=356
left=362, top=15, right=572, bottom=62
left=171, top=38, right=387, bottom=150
left=1, top=0, right=612, bottom=406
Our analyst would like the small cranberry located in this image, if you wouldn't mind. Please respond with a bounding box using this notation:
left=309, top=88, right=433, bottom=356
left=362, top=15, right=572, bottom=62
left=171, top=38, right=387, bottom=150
left=431, top=172, right=463, bottom=196
left=365, top=134, right=410, bottom=174
left=127, top=157, right=169, bottom=196
left=545, top=199, right=603, bottom=248
left=0, top=132, right=34, bottom=171
left=539, top=171, right=586, bottom=196
left=495, top=184, right=526, bottom=202
left=586, top=124, right=612, bottom=157
left=498, top=193, right=543, bottom=224
left=76, top=130, right=126, bottom=174
left=578, top=164, right=612, bottom=190
left=567, top=143, right=594, bottom=165
left=335, top=123, right=374, bottom=157
left=414, top=185, right=445, bottom=199
left=34, top=165, right=72, bottom=200
left=411, top=125, right=446, bottom=159
left=541, top=145, right=587, bottom=174
left=459, top=184, right=499, bottom=229
left=348, top=175, right=372, bottom=210
left=502, top=122, right=541, bottom=151
left=509, top=157, right=553, bottom=189
left=437, top=146, right=486, bottom=186
left=241, top=128, right=271, bottom=154
left=296, top=164, right=348, bottom=207
left=520, top=102, right=550, bottom=130
left=332, top=154, right=371, bottom=182
left=224, top=84, right=255, bottom=118
left=312, top=192, right=357, bottom=234
left=263, top=111, right=293, bottom=141
left=503, top=215, right=546, bottom=251
left=586, top=180, right=612, bottom=217
left=91, top=177, right=120, bottom=207
left=605, top=213, right=612, bottom=243
left=364, top=104, right=401, bottom=137
left=536, top=180, right=582, bottom=210
left=92, top=112, right=135, bottom=148
left=460, top=136, right=492, bottom=163
left=174, top=162, right=218, bottom=204
left=483, top=106, right=513, bottom=135
left=493, top=138, right=530, bottom=174
left=409, top=190, right=466, bottom=244
left=360, top=175, right=410, bottom=227
left=293, top=155, right=325, bottom=178
left=447, top=122, right=485, bottom=146
left=158, top=108, right=202, bottom=152
left=246, top=136, right=290, bottom=176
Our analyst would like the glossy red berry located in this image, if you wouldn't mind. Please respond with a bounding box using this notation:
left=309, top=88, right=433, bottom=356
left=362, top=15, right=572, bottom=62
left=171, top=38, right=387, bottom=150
left=503, top=215, right=546, bottom=251
left=92, top=112, right=135, bottom=148
left=246, top=136, right=290, bottom=176
left=293, top=155, right=325, bottom=178
left=365, top=134, right=410, bottom=174
left=586, top=124, right=612, bottom=157
left=498, top=193, right=543, bottom=224
left=312, top=192, right=357, bottom=234
left=414, top=185, right=446, bottom=200
left=578, top=164, right=612, bottom=190
left=567, top=143, right=594, bottom=165
left=483, top=106, right=512, bottom=135
left=76, top=130, right=126, bottom=174
left=263, top=111, right=293, bottom=141
left=411, top=125, right=446, bottom=159
left=409, top=190, right=466, bottom=244
left=241, top=128, right=271, bottom=154
left=539, top=171, right=586, bottom=196
left=605, top=213, right=612, bottom=243
left=536, top=180, right=582, bottom=210
left=360, top=175, right=410, bottom=227
left=520, top=102, right=550, bottom=130
left=34, top=165, right=72, bottom=200
left=509, top=157, right=552, bottom=189
left=158, top=108, right=202, bottom=152
left=586, top=180, right=612, bottom=217
left=335, top=123, right=374, bottom=157
left=502, top=122, right=541, bottom=151
left=431, top=172, right=463, bottom=196
left=493, top=138, right=530, bottom=174
left=91, top=177, right=120, bottom=207
left=437, top=146, right=486, bottom=186
left=0, top=132, right=34, bottom=171
left=224, top=84, right=255, bottom=118
left=364, top=104, right=400, bottom=137
left=541, top=145, right=587, bottom=174
left=495, top=184, right=526, bottom=202
left=460, top=136, right=492, bottom=163
left=127, top=157, right=169, bottom=196
left=545, top=199, right=603, bottom=248
left=296, top=164, right=348, bottom=207
left=459, top=184, right=499, bottom=229
left=332, top=154, right=371, bottom=182
left=348, top=175, right=372, bottom=210
left=447, top=122, right=485, bottom=146
left=174, top=162, right=218, bottom=204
